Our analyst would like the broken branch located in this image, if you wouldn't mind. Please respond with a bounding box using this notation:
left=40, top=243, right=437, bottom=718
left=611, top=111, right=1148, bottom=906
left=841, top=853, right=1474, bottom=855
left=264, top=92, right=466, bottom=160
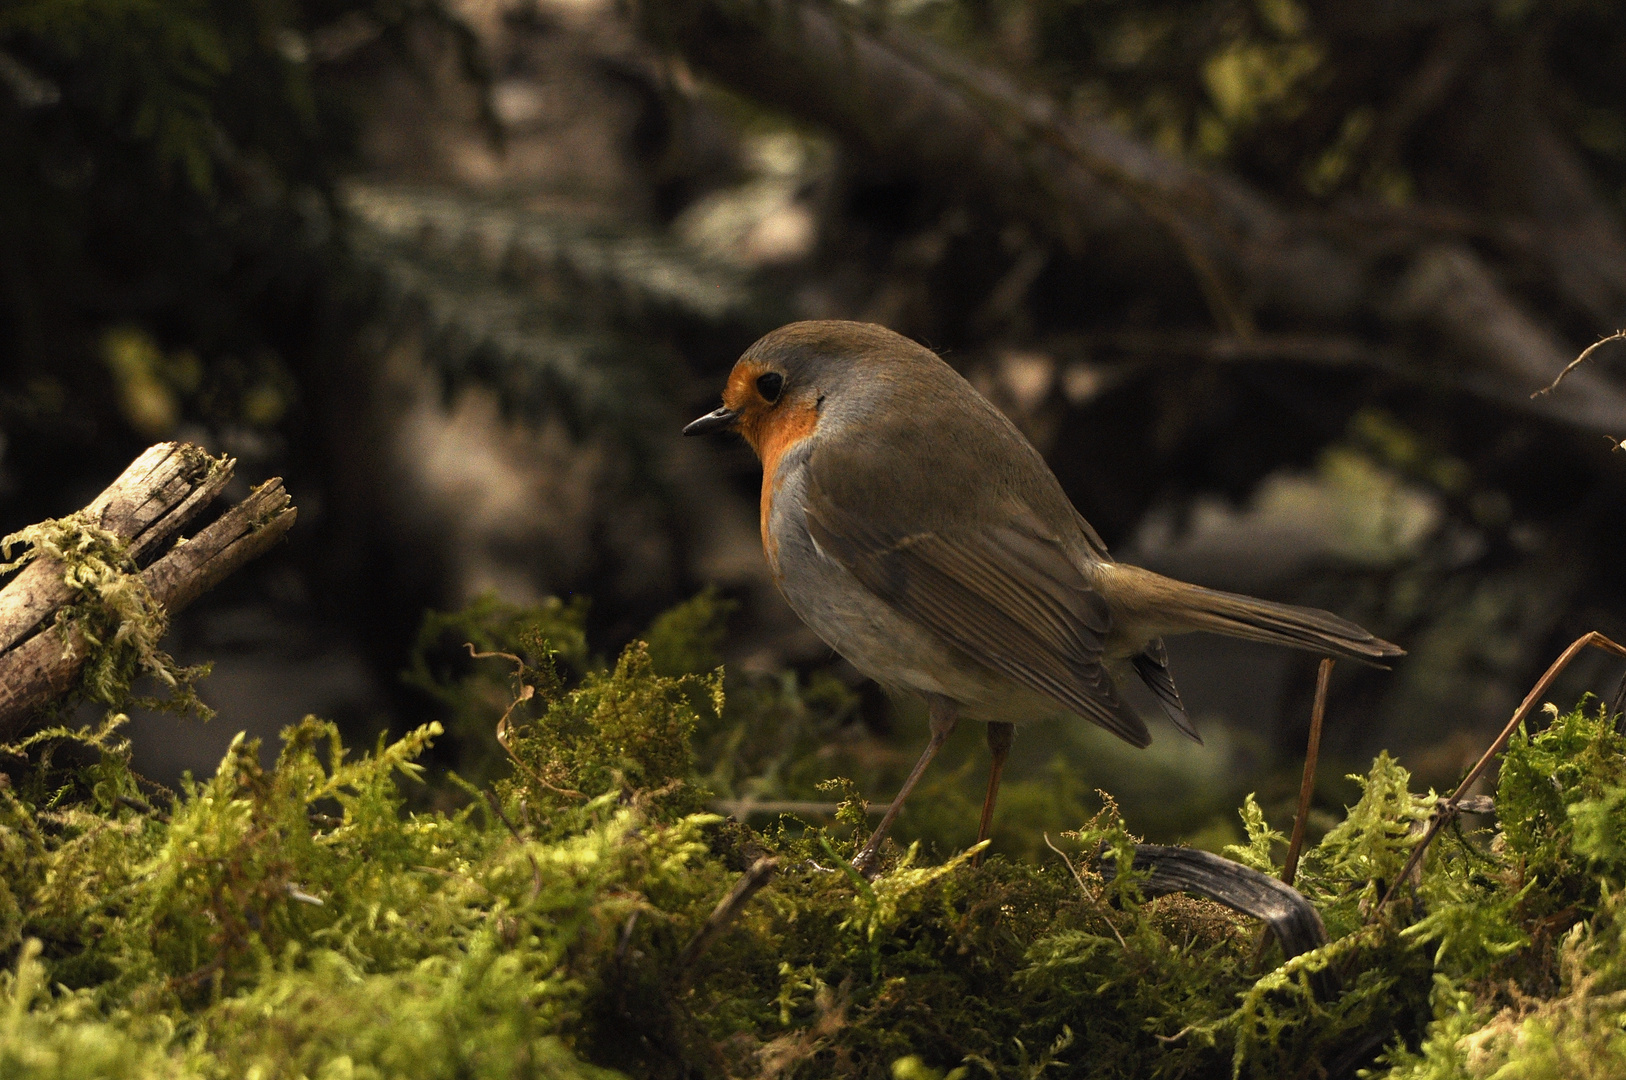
left=651, top=0, right=1626, bottom=434
left=0, top=445, right=297, bottom=738
left=1099, top=845, right=1329, bottom=963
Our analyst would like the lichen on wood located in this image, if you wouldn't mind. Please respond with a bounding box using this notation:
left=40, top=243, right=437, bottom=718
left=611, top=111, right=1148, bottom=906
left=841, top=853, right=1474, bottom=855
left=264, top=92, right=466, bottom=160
left=1, top=513, right=203, bottom=717
left=0, top=444, right=296, bottom=736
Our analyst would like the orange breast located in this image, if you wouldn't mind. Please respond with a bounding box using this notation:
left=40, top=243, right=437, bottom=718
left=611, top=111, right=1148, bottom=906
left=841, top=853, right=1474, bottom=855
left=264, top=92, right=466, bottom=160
left=747, top=402, right=820, bottom=575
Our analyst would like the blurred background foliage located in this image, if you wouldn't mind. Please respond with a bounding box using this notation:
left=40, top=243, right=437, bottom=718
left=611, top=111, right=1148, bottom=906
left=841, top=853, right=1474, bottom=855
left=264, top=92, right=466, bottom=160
left=5, top=0, right=1626, bottom=857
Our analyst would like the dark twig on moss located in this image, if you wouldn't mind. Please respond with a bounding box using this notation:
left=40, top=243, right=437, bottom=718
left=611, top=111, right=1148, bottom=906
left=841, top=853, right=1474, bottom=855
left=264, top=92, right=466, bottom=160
left=479, top=788, right=527, bottom=845
left=115, top=794, right=170, bottom=823
left=1107, top=845, right=1333, bottom=1013
left=1373, top=631, right=1626, bottom=918
left=713, top=798, right=881, bottom=818
left=483, top=787, right=542, bottom=900
left=1046, top=831, right=1126, bottom=949
left=469, top=644, right=591, bottom=803
left=616, top=913, right=639, bottom=963
left=675, top=855, right=779, bottom=986
left=1613, top=671, right=1626, bottom=734
left=1253, top=657, right=1333, bottom=968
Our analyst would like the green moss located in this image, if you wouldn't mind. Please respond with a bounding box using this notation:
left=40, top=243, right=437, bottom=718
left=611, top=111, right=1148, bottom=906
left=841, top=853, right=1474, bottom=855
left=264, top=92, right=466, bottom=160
left=403, top=592, right=591, bottom=783
left=499, top=639, right=719, bottom=821
left=643, top=586, right=734, bottom=679
left=5, top=594, right=1626, bottom=1077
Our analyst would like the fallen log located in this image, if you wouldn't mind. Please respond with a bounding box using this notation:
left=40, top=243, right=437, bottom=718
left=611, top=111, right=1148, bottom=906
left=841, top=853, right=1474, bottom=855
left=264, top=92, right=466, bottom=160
left=0, top=443, right=297, bottom=739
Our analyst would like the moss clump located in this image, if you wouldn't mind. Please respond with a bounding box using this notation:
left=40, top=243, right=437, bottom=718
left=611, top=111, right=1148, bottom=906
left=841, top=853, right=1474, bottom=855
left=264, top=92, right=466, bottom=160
left=499, top=638, right=720, bottom=821
left=4, top=594, right=1626, bottom=1077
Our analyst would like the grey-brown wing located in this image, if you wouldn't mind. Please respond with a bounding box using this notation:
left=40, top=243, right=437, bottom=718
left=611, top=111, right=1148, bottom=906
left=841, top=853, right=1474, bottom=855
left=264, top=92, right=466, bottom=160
left=804, top=468, right=1150, bottom=747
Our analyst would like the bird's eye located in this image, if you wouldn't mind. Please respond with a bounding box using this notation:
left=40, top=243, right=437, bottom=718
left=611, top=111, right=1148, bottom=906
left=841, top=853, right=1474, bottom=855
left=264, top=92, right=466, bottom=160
left=756, top=371, right=784, bottom=403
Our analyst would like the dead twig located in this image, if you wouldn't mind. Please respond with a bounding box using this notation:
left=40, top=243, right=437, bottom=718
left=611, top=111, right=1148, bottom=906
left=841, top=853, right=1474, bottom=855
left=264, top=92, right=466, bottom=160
left=1533, top=329, right=1626, bottom=397
left=482, top=787, right=543, bottom=901
left=0, top=443, right=230, bottom=656
left=712, top=798, right=881, bottom=818
left=649, top=0, right=1626, bottom=436
left=1253, top=656, right=1333, bottom=968
left=616, top=912, right=640, bottom=962
left=1046, top=831, right=1126, bottom=949
left=115, top=794, right=169, bottom=823
left=1097, top=846, right=1330, bottom=966
left=1613, top=669, right=1626, bottom=734
left=675, top=856, right=779, bottom=986
left=141, top=479, right=296, bottom=613
left=1372, top=631, right=1626, bottom=919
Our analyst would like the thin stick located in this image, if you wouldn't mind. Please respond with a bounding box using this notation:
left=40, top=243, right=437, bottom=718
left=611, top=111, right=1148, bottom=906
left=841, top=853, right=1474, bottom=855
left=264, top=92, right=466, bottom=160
left=712, top=798, right=881, bottom=818
left=1372, top=631, right=1626, bottom=918
left=1283, top=658, right=1333, bottom=888
left=115, top=794, right=170, bottom=823
left=675, top=856, right=779, bottom=984
left=1045, top=832, right=1125, bottom=949
left=1253, top=657, right=1333, bottom=968
left=468, top=644, right=588, bottom=803
left=1532, top=329, right=1626, bottom=397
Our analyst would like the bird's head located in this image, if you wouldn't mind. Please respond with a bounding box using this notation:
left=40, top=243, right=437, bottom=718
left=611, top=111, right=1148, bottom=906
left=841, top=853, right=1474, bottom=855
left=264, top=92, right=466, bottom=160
left=682, top=320, right=926, bottom=458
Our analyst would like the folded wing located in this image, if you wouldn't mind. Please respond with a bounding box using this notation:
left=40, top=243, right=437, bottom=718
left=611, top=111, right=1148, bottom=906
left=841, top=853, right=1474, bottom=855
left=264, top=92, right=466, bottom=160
left=805, top=461, right=1151, bottom=747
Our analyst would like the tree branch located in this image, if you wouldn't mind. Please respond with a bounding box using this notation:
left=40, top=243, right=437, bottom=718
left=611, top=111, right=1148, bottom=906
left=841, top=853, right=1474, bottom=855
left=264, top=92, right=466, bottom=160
left=675, top=856, right=779, bottom=986
left=1098, top=845, right=1329, bottom=963
left=646, top=0, right=1626, bottom=432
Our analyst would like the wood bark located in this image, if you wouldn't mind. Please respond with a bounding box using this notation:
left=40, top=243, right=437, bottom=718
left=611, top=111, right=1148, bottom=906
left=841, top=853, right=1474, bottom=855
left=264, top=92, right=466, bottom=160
left=0, top=443, right=230, bottom=657
left=0, top=444, right=297, bottom=738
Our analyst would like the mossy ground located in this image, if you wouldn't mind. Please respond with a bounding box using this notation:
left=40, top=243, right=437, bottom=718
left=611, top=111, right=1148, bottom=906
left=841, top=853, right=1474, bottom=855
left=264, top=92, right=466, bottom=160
left=4, top=591, right=1626, bottom=1078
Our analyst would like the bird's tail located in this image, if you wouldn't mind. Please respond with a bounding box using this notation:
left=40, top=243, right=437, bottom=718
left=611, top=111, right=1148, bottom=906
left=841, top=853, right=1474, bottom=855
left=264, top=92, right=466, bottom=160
left=1118, top=567, right=1404, bottom=665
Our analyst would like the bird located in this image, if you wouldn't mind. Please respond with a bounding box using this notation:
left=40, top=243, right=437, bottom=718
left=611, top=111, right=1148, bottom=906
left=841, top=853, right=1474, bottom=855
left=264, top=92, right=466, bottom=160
left=684, top=320, right=1403, bottom=875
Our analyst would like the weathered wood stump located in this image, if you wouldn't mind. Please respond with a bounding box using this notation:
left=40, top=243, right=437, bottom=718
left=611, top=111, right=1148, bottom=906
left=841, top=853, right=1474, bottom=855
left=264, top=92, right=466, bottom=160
left=0, top=443, right=297, bottom=738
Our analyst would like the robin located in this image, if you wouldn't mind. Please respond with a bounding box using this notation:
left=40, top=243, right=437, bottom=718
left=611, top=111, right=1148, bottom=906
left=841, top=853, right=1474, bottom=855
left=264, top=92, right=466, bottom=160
left=685, top=320, right=1402, bottom=875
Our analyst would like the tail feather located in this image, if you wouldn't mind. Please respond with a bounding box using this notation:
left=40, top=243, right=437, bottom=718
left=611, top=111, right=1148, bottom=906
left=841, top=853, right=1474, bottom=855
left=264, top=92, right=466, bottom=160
left=1132, top=639, right=1202, bottom=743
left=1173, top=584, right=1403, bottom=666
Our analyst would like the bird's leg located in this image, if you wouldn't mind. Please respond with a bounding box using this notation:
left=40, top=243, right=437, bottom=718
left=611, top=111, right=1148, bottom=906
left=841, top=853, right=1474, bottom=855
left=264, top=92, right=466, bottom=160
left=973, top=721, right=1016, bottom=866
left=851, top=697, right=958, bottom=877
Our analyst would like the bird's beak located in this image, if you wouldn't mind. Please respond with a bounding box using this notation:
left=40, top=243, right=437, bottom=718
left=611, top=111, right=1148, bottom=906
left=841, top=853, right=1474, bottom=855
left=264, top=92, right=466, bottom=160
left=683, top=405, right=739, bottom=436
